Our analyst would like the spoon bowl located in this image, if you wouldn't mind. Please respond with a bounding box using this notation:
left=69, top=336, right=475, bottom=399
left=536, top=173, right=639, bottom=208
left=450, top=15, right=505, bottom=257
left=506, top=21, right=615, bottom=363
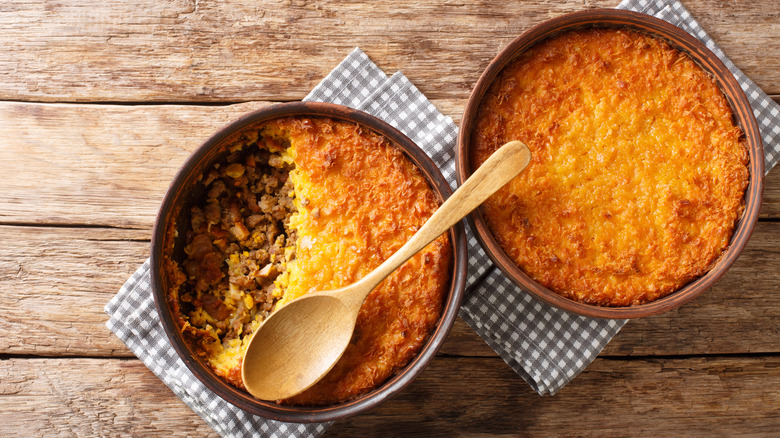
left=242, top=140, right=531, bottom=401
left=242, top=294, right=355, bottom=401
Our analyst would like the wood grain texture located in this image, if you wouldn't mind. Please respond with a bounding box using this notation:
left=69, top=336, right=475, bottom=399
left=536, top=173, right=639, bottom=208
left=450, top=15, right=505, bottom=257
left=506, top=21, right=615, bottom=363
left=1, top=100, right=778, bottom=230
left=0, top=0, right=778, bottom=103
left=1, top=221, right=778, bottom=358
left=1, top=1, right=779, bottom=435
left=0, top=226, right=146, bottom=356
left=332, top=356, right=780, bottom=437
left=1, top=356, right=778, bottom=437
left=0, top=358, right=216, bottom=437
left=0, top=101, right=272, bottom=228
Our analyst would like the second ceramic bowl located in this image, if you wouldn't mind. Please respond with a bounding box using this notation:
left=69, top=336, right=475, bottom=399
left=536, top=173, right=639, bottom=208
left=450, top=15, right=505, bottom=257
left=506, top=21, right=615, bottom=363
left=456, top=9, right=764, bottom=319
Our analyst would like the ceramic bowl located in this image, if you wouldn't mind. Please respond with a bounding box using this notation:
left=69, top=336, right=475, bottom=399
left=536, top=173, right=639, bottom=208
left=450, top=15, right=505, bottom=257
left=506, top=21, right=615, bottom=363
left=151, top=101, right=467, bottom=422
left=456, top=9, right=764, bottom=319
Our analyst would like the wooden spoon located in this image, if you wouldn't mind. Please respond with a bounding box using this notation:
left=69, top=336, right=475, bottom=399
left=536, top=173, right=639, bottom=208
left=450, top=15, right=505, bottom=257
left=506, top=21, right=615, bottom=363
left=242, top=140, right=531, bottom=401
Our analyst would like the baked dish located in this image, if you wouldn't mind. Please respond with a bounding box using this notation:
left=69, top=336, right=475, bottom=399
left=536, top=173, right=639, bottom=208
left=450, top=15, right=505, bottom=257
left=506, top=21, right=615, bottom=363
left=470, top=28, right=749, bottom=306
left=165, top=116, right=451, bottom=405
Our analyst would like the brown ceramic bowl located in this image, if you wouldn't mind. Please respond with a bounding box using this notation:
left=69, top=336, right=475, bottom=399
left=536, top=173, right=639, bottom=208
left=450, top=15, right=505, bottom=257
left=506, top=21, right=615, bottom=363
left=457, top=9, right=764, bottom=319
left=151, top=101, right=467, bottom=422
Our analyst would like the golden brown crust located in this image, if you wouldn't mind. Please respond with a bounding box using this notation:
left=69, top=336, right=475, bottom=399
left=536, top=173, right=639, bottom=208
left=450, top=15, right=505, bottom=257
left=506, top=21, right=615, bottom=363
left=471, top=29, right=748, bottom=306
left=267, top=117, right=451, bottom=405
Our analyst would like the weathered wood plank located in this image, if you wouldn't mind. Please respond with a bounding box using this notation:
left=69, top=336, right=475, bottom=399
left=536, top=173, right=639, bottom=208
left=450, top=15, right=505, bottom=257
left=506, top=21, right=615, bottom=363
left=0, top=101, right=273, bottom=228
left=0, top=0, right=778, bottom=102
left=0, top=226, right=146, bottom=356
left=333, top=356, right=780, bottom=437
left=762, top=164, right=780, bottom=218
left=1, top=356, right=778, bottom=437
left=1, top=222, right=778, bottom=357
left=0, top=358, right=216, bottom=437
left=1, top=100, right=778, bottom=230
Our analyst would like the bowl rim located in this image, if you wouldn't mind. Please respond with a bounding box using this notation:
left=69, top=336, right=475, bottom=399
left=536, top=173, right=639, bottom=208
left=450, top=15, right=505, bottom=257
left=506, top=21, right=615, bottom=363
left=456, top=8, right=764, bottom=319
left=151, top=101, right=468, bottom=422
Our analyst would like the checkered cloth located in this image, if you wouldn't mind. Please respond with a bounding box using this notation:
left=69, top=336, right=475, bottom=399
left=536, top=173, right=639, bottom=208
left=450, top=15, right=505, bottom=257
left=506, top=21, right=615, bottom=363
left=105, top=1, right=780, bottom=435
left=105, top=261, right=331, bottom=438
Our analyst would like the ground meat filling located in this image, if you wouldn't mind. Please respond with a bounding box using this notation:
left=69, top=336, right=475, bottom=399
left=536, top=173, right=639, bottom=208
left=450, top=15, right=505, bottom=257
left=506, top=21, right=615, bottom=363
left=175, top=139, right=297, bottom=382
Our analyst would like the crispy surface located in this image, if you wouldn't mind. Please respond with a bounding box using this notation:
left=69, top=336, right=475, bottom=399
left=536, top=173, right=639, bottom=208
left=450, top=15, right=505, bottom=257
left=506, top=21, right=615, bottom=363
left=269, top=117, right=451, bottom=405
left=471, top=29, right=748, bottom=306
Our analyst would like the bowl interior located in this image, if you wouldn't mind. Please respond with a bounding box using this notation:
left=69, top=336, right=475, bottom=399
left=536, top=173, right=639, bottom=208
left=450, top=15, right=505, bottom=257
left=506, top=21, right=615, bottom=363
left=151, top=101, right=467, bottom=422
left=457, top=9, right=764, bottom=319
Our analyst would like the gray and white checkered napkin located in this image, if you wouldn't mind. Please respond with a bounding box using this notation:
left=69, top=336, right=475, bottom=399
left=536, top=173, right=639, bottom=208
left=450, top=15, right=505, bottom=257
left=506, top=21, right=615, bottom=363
left=105, top=1, right=780, bottom=436
left=105, top=260, right=331, bottom=438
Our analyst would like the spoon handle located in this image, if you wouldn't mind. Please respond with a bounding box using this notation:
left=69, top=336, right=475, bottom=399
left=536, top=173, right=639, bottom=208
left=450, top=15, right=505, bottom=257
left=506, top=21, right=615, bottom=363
left=345, top=140, right=531, bottom=306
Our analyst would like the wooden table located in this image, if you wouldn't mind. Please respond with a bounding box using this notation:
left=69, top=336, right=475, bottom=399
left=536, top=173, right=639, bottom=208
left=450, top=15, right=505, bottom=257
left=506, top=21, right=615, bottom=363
left=1, top=1, right=778, bottom=436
